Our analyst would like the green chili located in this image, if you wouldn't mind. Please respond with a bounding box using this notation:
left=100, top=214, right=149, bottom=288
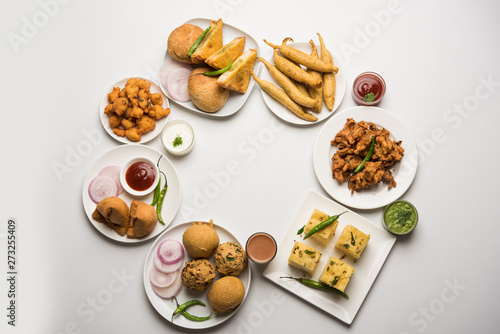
left=190, top=60, right=233, bottom=77
left=151, top=155, right=163, bottom=206
left=174, top=26, right=211, bottom=59
left=280, top=276, right=349, bottom=299
left=303, top=211, right=347, bottom=240
left=156, top=171, right=168, bottom=225
left=180, top=310, right=212, bottom=322
left=173, top=299, right=206, bottom=316
left=352, top=135, right=375, bottom=174
left=296, top=225, right=305, bottom=235
left=172, top=297, right=212, bottom=322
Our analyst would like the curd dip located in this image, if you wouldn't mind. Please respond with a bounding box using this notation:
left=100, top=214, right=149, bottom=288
left=161, top=120, right=195, bottom=156
left=246, top=232, right=277, bottom=264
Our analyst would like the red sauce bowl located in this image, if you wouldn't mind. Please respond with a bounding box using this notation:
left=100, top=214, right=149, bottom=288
left=352, top=72, right=386, bottom=106
left=119, top=157, right=159, bottom=197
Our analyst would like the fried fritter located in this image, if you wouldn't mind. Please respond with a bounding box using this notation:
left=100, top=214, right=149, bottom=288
left=136, top=115, right=156, bottom=133
left=150, top=93, right=163, bottom=106
left=151, top=105, right=170, bottom=120
left=331, top=118, right=404, bottom=193
left=109, top=115, right=121, bottom=128
left=125, top=127, right=142, bottom=142
left=107, top=87, right=120, bottom=103
left=112, top=97, right=129, bottom=116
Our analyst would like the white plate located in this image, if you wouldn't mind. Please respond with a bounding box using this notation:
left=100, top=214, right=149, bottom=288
left=263, top=190, right=396, bottom=324
left=313, top=106, right=418, bottom=209
left=82, top=144, right=181, bottom=243
left=259, top=41, right=346, bottom=126
left=143, top=222, right=251, bottom=329
left=159, top=18, right=261, bottom=118
left=99, top=77, right=170, bottom=143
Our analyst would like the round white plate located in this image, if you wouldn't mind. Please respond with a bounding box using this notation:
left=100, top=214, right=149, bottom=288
left=259, top=41, right=346, bottom=126
left=159, top=17, right=261, bottom=118
left=143, top=222, right=251, bottom=329
left=313, top=106, right=418, bottom=209
left=99, top=77, right=170, bottom=143
left=82, top=144, right=181, bottom=243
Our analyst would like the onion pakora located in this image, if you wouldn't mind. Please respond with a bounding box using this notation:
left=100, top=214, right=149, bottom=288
left=104, top=78, right=170, bottom=142
left=331, top=118, right=404, bottom=193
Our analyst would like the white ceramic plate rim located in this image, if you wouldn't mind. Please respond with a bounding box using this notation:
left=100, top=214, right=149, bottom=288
left=313, top=106, right=418, bottom=209
left=99, top=77, right=170, bottom=144
left=159, top=17, right=261, bottom=118
left=262, top=190, right=396, bottom=324
left=143, top=221, right=251, bottom=329
left=81, top=144, right=181, bottom=243
left=259, top=41, right=346, bottom=126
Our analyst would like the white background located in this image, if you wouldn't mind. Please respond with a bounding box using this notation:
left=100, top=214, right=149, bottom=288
left=2, top=0, right=500, bottom=333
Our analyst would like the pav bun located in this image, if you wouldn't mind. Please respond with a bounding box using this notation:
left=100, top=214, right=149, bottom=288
left=188, top=67, right=229, bottom=113
left=208, top=276, right=245, bottom=313
left=167, top=24, right=204, bottom=64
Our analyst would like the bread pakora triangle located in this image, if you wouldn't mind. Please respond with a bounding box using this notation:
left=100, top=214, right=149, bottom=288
left=217, top=48, right=257, bottom=94
left=205, top=37, right=246, bottom=69
left=191, top=18, right=223, bottom=64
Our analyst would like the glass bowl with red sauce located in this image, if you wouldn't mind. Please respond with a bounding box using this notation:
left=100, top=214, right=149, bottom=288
left=119, top=157, right=159, bottom=197
left=352, top=72, right=386, bottom=106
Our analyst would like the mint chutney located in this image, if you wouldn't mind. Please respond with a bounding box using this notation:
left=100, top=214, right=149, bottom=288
left=383, top=200, right=418, bottom=235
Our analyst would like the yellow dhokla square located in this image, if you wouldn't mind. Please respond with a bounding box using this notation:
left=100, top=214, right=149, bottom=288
left=335, top=225, right=370, bottom=259
left=304, top=209, right=339, bottom=246
left=288, top=241, right=322, bottom=276
left=318, top=257, right=355, bottom=292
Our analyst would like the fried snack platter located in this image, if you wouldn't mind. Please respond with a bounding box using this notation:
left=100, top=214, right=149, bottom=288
left=263, top=190, right=396, bottom=324
left=99, top=77, right=170, bottom=143
left=143, top=222, right=251, bottom=329
left=259, top=41, right=346, bottom=126
left=313, top=106, right=418, bottom=209
left=82, top=144, right=181, bottom=243
left=159, top=18, right=261, bottom=118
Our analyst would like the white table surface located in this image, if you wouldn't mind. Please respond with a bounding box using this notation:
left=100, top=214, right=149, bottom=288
left=2, top=0, right=500, bottom=333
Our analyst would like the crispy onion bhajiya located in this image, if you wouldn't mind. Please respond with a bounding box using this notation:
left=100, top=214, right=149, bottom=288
left=331, top=118, right=404, bottom=193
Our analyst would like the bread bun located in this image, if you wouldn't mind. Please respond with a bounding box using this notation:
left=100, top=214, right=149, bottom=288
left=167, top=24, right=204, bottom=64
left=188, top=67, right=229, bottom=112
left=208, top=276, right=245, bottom=313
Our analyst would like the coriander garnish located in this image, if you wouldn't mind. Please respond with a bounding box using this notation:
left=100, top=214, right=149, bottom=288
left=173, top=135, right=183, bottom=147
left=363, top=92, right=375, bottom=102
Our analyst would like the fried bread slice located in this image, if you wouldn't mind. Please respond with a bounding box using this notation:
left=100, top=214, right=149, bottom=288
left=191, top=18, right=223, bottom=64
left=205, top=37, right=245, bottom=69
left=217, top=48, right=257, bottom=93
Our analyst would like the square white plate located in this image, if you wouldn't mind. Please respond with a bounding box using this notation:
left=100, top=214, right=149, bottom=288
left=263, top=190, right=396, bottom=324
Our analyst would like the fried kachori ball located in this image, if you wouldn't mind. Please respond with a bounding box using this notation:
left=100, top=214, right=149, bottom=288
left=208, top=276, right=245, bottom=313
left=167, top=23, right=204, bottom=64
left=182, top=220, right=220, bottom=258
left=214, top=242, right=247, bottom=276
left=181, top=259, right=215, bottom=291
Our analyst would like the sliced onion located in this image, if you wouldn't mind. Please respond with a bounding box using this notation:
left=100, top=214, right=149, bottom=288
left=98, top=165, right=124, bottom=195
left=149, top=266, right=177, bottom=288
left=151, top=269, right=182, bottom=298
left=164, top=68, right=191, bottom=102
left=88, top=175, right=119, bottom=204
left=160, top=58, right=192, bottom=85
left=154, top=253, right=183, bottom=273
left=157, top=239, right=184, bottom=265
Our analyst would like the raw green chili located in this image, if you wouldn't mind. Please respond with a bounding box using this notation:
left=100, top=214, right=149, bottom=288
left=156, top=171, right=168, bottom=225
left=151, top=155, right=163, bottom=206
left=280, top=276, right=349, bottom=299
left=172, top=297, right=212, bottom=322
left=180, top=310, right=212, bottom=322
left=174, top=26, right=211, bottom=59
left=190, top=60, right=233, bottom=77
left=296, top=225, right=305, bottom=235
left=353, top=135, right=375, bottom=174
left=173, top=299, right=206, bottom=316
left=303, top=211, right=347, bottom=240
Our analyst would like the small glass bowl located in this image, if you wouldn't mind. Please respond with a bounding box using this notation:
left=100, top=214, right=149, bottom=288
left=246, top=232, right=277, bottom=264
left=161, top=120, right=195, bottom=156
left=119, top=157, right=159, bottom=197
left=382, top=200, right=419, bottom=236
left=352, top=71, right=386, bottom=106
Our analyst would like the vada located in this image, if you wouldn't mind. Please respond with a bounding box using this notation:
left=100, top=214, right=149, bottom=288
left=182, top=220, right=219, bottom=258
left=181, top=259, right=215, bottom=291
left=188, top=67, right=229, bottom=112
left=214, top=242, right=247, bottom=276
left=167, top=24, right=204, bottom=64
left=208, top=276, right=245, bottom=313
